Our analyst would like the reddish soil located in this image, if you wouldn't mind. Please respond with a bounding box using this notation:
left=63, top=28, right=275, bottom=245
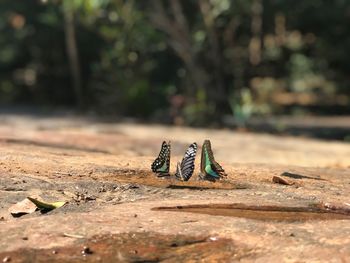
left=0, top=114, right=349, bottom=262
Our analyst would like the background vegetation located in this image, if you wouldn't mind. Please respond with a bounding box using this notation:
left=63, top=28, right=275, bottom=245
left=0, top=0, right=349, bottom=125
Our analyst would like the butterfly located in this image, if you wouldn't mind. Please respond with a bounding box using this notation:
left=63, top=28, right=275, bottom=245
left=151, top=141, right=171, bottom=176
left=175, top=143, right=197, bottom=181
left=199, top=140, right=226, bottom=181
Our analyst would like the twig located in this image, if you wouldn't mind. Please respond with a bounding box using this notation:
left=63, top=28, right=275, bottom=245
left=63, top=233, right=85, bottom=239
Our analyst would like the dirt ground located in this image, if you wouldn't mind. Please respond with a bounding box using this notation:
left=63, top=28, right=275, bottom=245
left=0, top=114, right=350, bottom=262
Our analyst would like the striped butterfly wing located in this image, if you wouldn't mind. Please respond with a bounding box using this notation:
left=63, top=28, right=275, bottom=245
left=200, top=140, right=226, bottom=180
left=151, top=141, right=171, bottom=176
left=175, top=143, right=197, bottom=181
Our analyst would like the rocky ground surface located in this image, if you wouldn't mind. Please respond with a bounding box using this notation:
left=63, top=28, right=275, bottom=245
left=0, top=114, right=349, bottom=262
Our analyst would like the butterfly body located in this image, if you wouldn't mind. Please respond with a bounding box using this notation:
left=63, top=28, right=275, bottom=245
left=151, top=141, right=171, bottom=176
left=175, top=143, right=197, bottom=181
left=200, top=140, right=226, bottom=181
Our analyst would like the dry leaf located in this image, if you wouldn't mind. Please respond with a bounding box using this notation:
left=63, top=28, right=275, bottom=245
left=8, top=198, right=37, bottom=217
left=272, top=176, right=293, bottom=185
left=27, top=197, right=66, bottom=211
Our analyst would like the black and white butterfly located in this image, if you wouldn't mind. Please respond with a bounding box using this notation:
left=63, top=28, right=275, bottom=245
left=175, top=143, right=197, bottom=181
left=151, top=141, right=171, bottom=176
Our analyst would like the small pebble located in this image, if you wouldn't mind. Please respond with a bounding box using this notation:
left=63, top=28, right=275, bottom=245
left=52, top=250, right=58, bottom=254
left=2, top=256, right=11, bottom=262
left=81, top=246, right=93, bottom=256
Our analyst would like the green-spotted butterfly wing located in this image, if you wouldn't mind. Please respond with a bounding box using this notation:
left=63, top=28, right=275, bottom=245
left=200, top=140, right=226, bottom=181
left=151, top=141, right=171, bottom=176
left=175, top=143, right=197, bottom=181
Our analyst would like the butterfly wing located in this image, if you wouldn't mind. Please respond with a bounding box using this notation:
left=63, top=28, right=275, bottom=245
left=151, top=141, right=171, bottom=176
left=175, top=162, right=182, bottom=179
left=175, top=143, right=197, bottom=181
left=201, top=140, right=220, bottom=179
left=200, top=140, right=206, bottom=176
left=200, top=140, right=226, bottom=180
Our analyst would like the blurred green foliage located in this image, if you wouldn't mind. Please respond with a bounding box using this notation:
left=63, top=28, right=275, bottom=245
left=0, top=0, right=349, bottom=124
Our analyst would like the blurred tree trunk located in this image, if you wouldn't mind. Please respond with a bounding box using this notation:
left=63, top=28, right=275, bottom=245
left=149, top=0, right=207, bottom=97
left=223, top=16, right=243, bottom=91
left=198, top=0, right=226, bottom=113
left=249, top=0, right=263, bottom=65
left=63, top=0, right=83, bottom=109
